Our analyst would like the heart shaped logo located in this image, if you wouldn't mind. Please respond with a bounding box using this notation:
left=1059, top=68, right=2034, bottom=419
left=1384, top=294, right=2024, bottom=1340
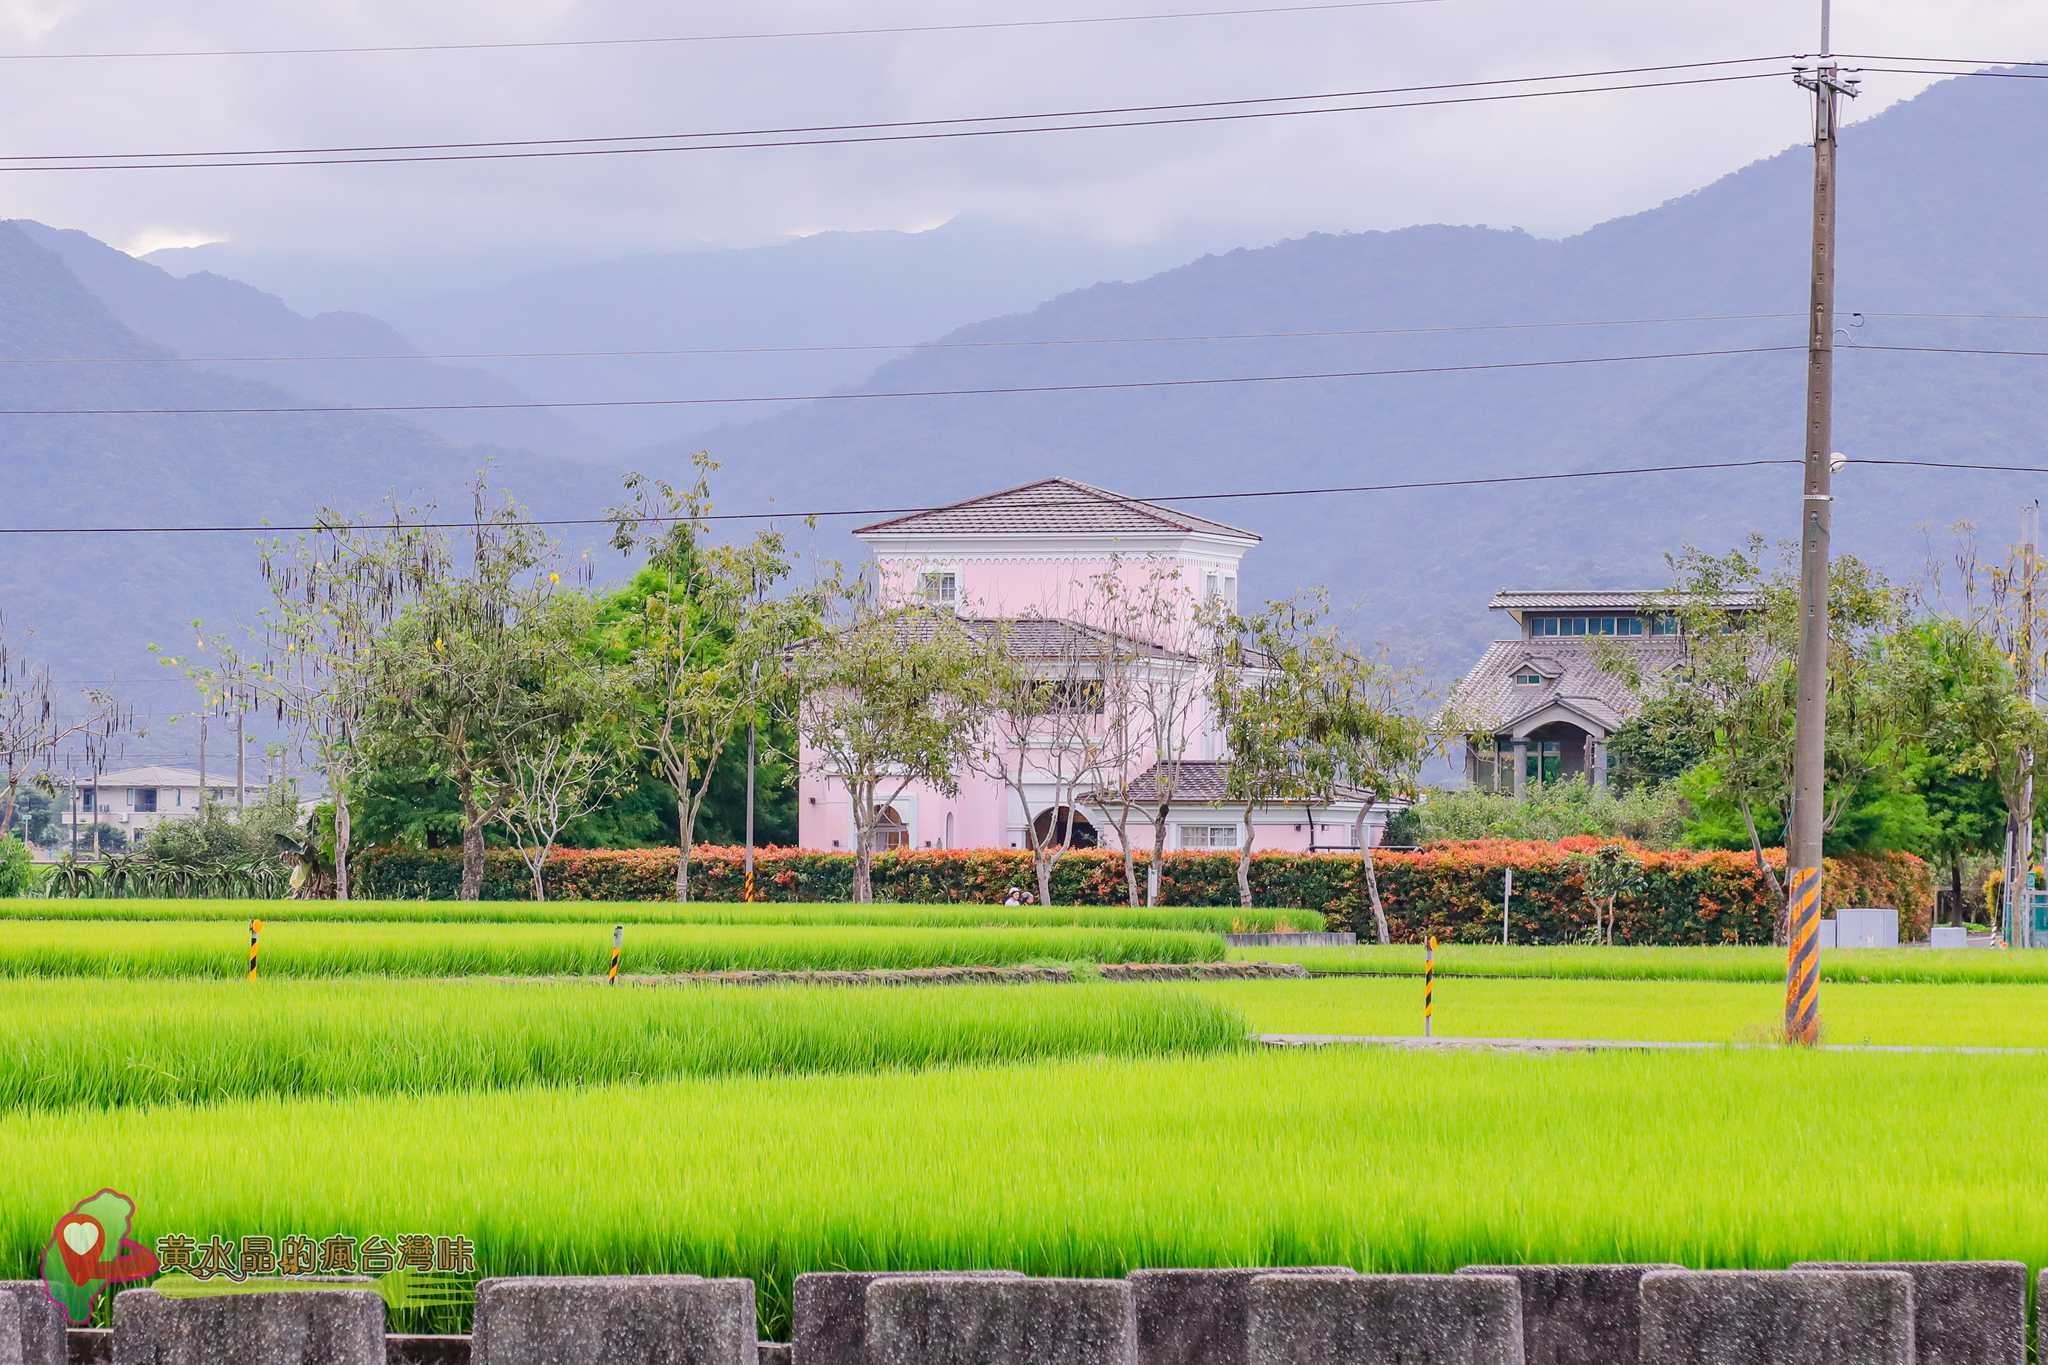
left=60, top=1219, right=99, bottom=1256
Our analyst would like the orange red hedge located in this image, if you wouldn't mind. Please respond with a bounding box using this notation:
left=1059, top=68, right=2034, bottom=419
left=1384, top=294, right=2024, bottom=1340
left=354, top=841, right=1932, bottom=945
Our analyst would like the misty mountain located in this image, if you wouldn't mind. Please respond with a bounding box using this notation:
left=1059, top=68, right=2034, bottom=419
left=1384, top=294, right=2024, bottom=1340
left=363, top=217, right=1241, bottom=450
left=0, top=220, right=604, bottom=720
left=19, top=223, right=603, bottom=460
left=650, top=71, right=2048, bottom=684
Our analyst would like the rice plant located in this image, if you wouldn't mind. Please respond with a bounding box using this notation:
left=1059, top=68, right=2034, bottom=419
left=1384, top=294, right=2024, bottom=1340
left=0, top=979, right=1248, bottom=1110
left=1233, top=943, right=2048, bottom=985
left=0, top=921, right=1223, bottom=979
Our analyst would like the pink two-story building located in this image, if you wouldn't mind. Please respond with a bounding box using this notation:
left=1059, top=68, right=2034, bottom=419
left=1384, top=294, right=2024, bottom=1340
left=796, top=477, right=1389, bottom=857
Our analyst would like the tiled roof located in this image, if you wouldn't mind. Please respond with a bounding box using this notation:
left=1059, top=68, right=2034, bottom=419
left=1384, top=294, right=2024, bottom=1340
left=1105, top=759, right=1371, bottom=806
left=1489, top=589, right=1761, bottom=611
left=877, top=611, right=1197, bottom=662
left=1446, top=637, right=1690, bottom=736
left=87, top=765, right=208, bottom=787
left=856, top=477, right=1259, bottom=542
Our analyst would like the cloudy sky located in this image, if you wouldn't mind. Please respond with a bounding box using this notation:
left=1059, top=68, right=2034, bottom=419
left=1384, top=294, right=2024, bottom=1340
left=0, top=0, right=2034, bottom=263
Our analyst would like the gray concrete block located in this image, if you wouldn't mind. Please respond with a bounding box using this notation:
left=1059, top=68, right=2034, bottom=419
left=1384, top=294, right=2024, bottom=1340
left=866, top=1276, right=1135, bottom=1365
left=1639, top=1270, right=1914, bottom=1365
left=1247, top=1273, right=1522, bottom=1365
left=1837, top=908, right=1900, bottom=949
left=1929, top=926, right=1968, bottom=949
left=759, top=1344, right=792, bottom=1365
left=792, top=1271, right=1021, bottom=1365
left=0, top=1282, right=66, bottom=1365
left=1129, top=1268, right=1352, bottom=1365
left=1456, top=1263, right=1680, bottom=1365
left=1792, top=1264, right=2023, bottom=1365
left=110, top=1286, right=386, bottom=1365
left=472, top=1276, right=754, bottom=1365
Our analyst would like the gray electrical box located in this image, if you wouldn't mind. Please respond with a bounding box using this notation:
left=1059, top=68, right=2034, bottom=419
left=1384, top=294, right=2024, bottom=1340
left=1835, top=906, right=1899, bottom=949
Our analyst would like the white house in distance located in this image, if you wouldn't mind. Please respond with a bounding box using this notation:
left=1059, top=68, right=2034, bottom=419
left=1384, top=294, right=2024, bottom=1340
left=60, top=765, right=266, bottom=844
left=796, top=477, right=1390, bottom=855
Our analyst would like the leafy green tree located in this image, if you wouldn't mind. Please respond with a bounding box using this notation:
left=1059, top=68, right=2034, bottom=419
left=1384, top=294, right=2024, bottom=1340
left=1611, top=538, right=1915, bottom=938
left=1571, top=842, right=1646, bottom=944
left=604, top=458, right=818, bottom=901
left=1602, top=694, right=1708, bottom=792
left=792, top=590, right=988, bottom=903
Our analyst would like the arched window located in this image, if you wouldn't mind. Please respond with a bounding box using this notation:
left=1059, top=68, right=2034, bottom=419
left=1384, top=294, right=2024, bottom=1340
left=874, top=805, right=910, bottom=851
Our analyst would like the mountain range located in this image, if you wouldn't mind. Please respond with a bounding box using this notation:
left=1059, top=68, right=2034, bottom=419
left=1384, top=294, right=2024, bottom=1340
left=3, top=70, right=2045, bottom=764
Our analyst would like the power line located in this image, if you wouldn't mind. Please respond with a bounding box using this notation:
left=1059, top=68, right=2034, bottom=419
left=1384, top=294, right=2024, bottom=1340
left=0, top=344, right=1803, bottom=415
left=1836, top=54, right=2048, bottom=69
left=0, top=311, right=1812, bottom=367
left=0, top=57, right=1794, bottom=162
left=1849, top=66, right=2048, bottom=82
left=0, top=459, right=1805, bottom=537
left=0, top=2, right=1448, bottom=61
left=0, top=71, right=1789, bottom=172
left=0, top=307, right=2034, bottom=370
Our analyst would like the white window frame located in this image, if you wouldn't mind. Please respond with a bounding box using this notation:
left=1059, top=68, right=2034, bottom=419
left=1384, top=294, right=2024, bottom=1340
left=916, top=567, right=961, bottom=608
left=1178, top=822, right=1240, bottom=850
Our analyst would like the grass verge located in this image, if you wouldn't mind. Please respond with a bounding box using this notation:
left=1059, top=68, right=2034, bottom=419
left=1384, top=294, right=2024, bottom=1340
left=1233, top=943, right=2041, bottom=984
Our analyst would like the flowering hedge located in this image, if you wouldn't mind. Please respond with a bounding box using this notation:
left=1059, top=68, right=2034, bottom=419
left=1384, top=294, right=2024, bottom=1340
left=352, top=841, right=1933, bottom=945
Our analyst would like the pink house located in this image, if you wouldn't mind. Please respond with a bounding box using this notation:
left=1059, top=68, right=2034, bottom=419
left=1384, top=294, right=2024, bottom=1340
left=796, top=478, right=1387, bottom=857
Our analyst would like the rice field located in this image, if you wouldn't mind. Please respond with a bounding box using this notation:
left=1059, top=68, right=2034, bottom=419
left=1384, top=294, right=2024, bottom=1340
left=0, top=897, right=1322, bottom=935
left=1191, top=975, right=2048, bottom=1048
left=1234, top=942, right=2047, bottom=984
left=0, top=919, right=1223, bottom=978
left=4, top=1047, right=2044, bottom=1336
left=0, top=979, right=1247, bottom=1110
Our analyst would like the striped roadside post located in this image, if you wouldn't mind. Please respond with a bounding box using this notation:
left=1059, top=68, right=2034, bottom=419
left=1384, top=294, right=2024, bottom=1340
left=247, top=918, right=262, bottom=981
left=1785, top=866, right=1822, bottom=1044
left=1424, top=934, right=1436, bottom=1039
left=609, top=925, right=623, bottom=985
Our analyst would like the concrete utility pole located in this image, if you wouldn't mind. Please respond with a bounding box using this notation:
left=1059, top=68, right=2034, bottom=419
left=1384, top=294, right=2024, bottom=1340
left=1785, top=5, right=1858, bottom=1045
left=198, top=713, right=210, bottom=820
left=2014, top=502, right=2040, bottom=947
left=235, top=708, right=247, bottom=814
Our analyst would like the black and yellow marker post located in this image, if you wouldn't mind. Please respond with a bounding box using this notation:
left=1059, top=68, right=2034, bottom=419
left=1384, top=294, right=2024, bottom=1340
left=247, top=918, right=263, bottom=981
left=609, top=924, right=623, bottom=985
left=1424, top=934, right=1436, bottom=1038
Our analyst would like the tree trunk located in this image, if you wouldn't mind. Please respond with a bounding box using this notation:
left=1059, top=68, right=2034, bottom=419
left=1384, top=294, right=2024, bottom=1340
left=1950, top=857, right=1964, bottom=927
left=334, top=788, right=352, bottom=903
left=675, top=796, right=692, bottom=904
left=531, top=856, right=548, bottom=903
left=1148, top=801, right=1171, bottom=906
left=1235, top=805, right=1256, bottom=910
left=1738, top=799, right=1786, bottom=943
left=1034, top=849, right=1055, bottom=907
left=459, top=776, right=485, bottom=902
left=1353, top=806, right=1390, bottom=945
left=1115, top=816, right=1140, bottom=908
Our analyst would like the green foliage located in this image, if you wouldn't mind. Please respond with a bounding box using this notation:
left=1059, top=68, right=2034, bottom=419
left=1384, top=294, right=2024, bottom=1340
left=0, top=978, right=1246, bottom=1111
left=0, top=836, right=32, bottom=897
left=1602, top=694, right=1708, bottom=791
left=1402, top=780, right=1692, bottom=848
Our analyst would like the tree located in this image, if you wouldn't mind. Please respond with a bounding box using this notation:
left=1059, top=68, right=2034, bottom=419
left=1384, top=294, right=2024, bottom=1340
left=1610, top=538, right=1913, bottom=939
left=1078, top=561, right=1211, bottom=908
left=1602, top=694, right=1708, bottom=792
left=791, top=590, right=988, bottom=903
left=1212, top=596, right=1322, bottom=910
left=362, top=483, right=580, bottom=901
left=1571, top=843, right=1646, bottom=944
left=489, top=629, right=626, bottom=902
left=962, top=614, right=1114, bottom=907
left=604, top=458, right=816, bottom=901
left=179, top=505, right=445, bottom=901
left=1, top=613, right=126, bottom=839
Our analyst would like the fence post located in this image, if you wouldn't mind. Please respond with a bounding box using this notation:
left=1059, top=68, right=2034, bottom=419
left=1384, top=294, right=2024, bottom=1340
left=610, top=924, right=622, bottom=985
left=1501, top=869, right=1513, bottom=946
left=247, top=918, right=262, bottom=982
left=1424, top=935, right=1435, bottom=1039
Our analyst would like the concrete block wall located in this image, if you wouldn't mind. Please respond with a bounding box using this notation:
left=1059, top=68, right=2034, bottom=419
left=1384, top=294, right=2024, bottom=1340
left=6, top=1260, right=2041, bottom=1365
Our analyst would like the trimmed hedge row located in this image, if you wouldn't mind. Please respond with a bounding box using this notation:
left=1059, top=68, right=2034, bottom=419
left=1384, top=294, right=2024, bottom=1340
left=352, top=842, right=1934, bottom=946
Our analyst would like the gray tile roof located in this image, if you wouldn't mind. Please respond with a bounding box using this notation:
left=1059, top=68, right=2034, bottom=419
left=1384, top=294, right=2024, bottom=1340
left=1105, top=759, right=1371, bottom=806
left=1489, top=589, right=1761, bottom=611
left=877, top=611, right=1197, bottom=662
left=856, top=477, right=1259, bottom=542
left=1446, top=637, right=1690, bottom=736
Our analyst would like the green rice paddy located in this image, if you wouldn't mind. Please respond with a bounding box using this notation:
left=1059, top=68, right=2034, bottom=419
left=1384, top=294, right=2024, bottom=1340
left=6, top=894, right=2038, bottom=1337
left=4, top=1047, right=2043, bottom=1336
left=0, top=897, right=1321, bottom=934
left=0, top=919, right=1222, bottom=978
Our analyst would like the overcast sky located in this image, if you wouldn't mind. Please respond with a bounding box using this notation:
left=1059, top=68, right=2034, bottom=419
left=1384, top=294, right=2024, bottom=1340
left=0, top=0, right=2034, bottom=262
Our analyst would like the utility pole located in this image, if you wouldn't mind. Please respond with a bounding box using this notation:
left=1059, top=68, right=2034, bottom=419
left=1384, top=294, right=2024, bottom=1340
left=2014, top=502, right=2040, bottom=947
left=1785, top=6, right=1858, bottom=1045
left=198, top=713, right=210, bottom=820
left=235, top=708, right=247, bottom=814
left=743, top=568, right=760, bottom=903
